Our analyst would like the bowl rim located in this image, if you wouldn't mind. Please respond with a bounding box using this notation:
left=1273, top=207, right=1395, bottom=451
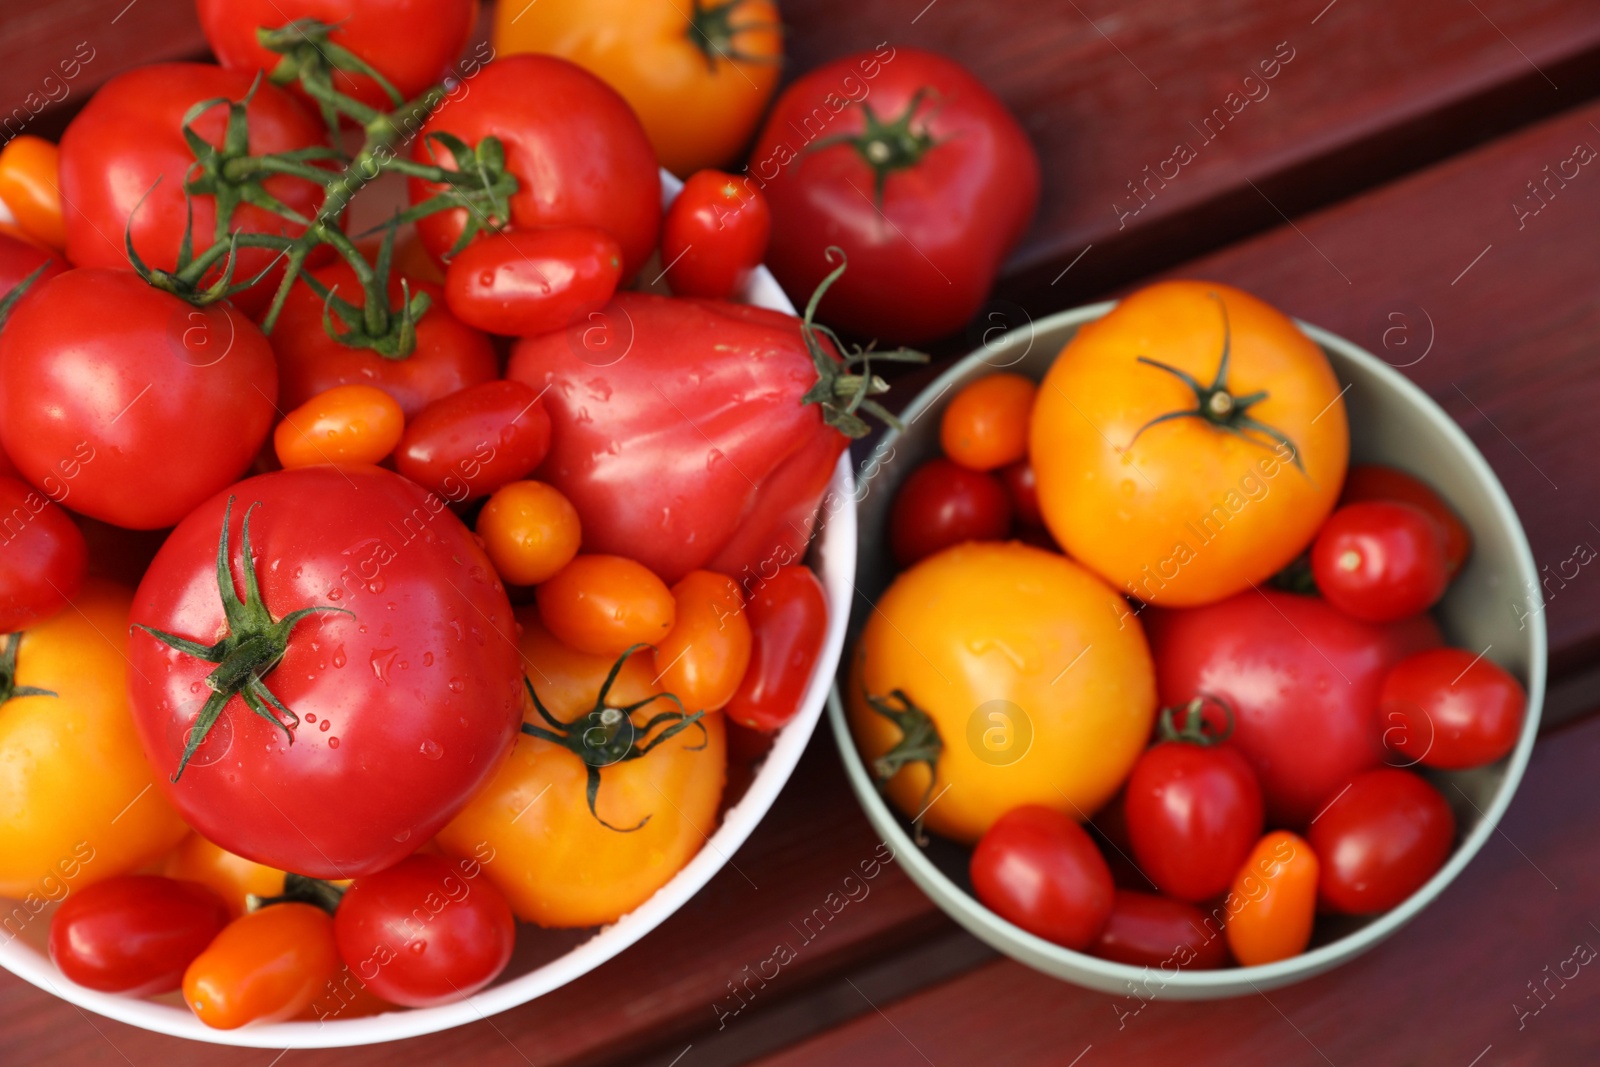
left=827, top=298, right=1548, bottom=995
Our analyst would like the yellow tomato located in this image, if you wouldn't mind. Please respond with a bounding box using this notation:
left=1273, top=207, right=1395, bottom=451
left=847, top=542, right=1156, bottom=844
left=163, top=834, right=288, bottom=919
left=493, top=0, right=783, bottom=176
left=477, top=480, right=583, bottom=586
left=437, top=609, right=726, bottom=927
left=1031, top=280, right=1348, bottom=606
left=0, top=135, right=65, bottom=250
left=273, top=383, right=405, bottom=469
left=654, top=570, right=751, bottom=712
left=0, top=579, right=187, bottom=898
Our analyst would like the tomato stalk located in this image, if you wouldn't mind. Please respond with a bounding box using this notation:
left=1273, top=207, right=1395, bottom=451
left=685, top=0, right=783, bottom=71
left=0, top=631, right=55, bottom=707
left=862, top=688, right=942, bottom=845
left=247, top=872, right=345, bottom=917
left=810, top=87, right=940, bottom=207
left=255, top=19, right=405, bottom=133
left=1154, top=694, right=1236, bottom=746
left=300, top=220, right=431, bottom=359
left=0, top=262, right=51, bottom=330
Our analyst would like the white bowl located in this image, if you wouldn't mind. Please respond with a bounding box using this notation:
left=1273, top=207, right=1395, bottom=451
left=829, top=299, right=1546, bottom=998
left=0, top=170, right=856, bottom=1045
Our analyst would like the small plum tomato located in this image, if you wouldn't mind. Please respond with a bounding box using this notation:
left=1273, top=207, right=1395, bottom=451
left=395, top=380, right=552, bottom=502
left=888, top=458, right=1012, bottom=568
left=443, top=227, right=623, bottom=338
left=970, top=805, right=1115, bottom=950
left=653, top=571, right=752, bottom=712
left=49, top=875, right=230, bottom=996
left=1380, top=647, right=1526, bottom=770
left=273, top=384, right=404, bottom=469
left=1224, top=831, right=1319, bottom=966
left=536, top=554, right=676, bottom=657
left=1307, top=768, right=1454, bottom=915
left=182, top=903, right=340, bottom=1030
left=724, top=565, right=828, bottom=732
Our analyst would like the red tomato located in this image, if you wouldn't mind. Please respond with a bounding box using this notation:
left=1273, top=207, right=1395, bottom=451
left=508, top=293, right=854, bottom=585
left=272, top=260, right=497, bottom=418
left=997, top=459, right=1044, bottom=528
left=1147, top=589, right=1441, bottom=826
left=49, top=875, right=230, bottom=996
left=334, top=854, right=515, bottom=1008
left=662, top=170, right=772, bottom=299
left=444, top=228, right=623, bottom=337
left=0, top=270, right=278, bottom=529
left=396, top=380, right=553, bottom=503
left=0, top=231, right=65, bottom=297
left=1307, top=768, right=1454, bottom=914
left=1380, top=647, right=1526, bottom=769
left=1088, top=890, right=1230, bottom=970
left=408, top=55, right=660, bottom=278
left=58, top=64, right=324, bottom=317
left=198, top=0, right=481, bottom=113
left=127, top=466, right=523, bottom=877
left=0, top=475, right=87, bottom=631
left=1340, top=464, right=1471, bottom=577
left=970, top=805, right=1114, bottom=950
left=1311, top=501, right=1449, bottom=623
left=753, top=47, right=1040, bottom=344
left=888, top=458, right=1012, bottom=568
left=724, top=566, right=828, bottom=732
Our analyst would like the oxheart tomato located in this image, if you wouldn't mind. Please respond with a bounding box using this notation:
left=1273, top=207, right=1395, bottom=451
left=49, top=875, right=230, bottom=996
left=443, top=227, right=623, bottom=337
left=508, top=292, right=853, bottom=586
left=1380, top=647, right=1526, bottom=769
left=1147, top=589, right=1441, bottom=826
left=0, top=269, right=278, bottom=530
left=724, top=565, right=828, bottom=732
left=59, top=64, right=325, bottom=316
left=408, top=55, right=660, bottom=279
left=1032, top=281, right=1349, bottom=606
left=1088, top=890, right=1230, bottom=970
left=1307, top=768, right=1454, bottom=914
left=127, top=466, right=523, bottom=878
left=0, top=475, right=87, bottom=632
left=754, top=47, right=1039, bottom=344
left=970, top=805, right=1114, bottom=951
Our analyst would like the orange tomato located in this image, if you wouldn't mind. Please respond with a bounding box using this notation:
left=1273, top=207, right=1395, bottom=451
left=183, top=903, right=340, bottom=1029
left=492, top=0, right=783, bottom=177
left=654, top=570, right=752, bottom=711
left=0, top=136, right=65, bottom=250
left=163, top=834, right=286, bottom=919
left=478, top=480, right=583, bottom=586
left=536, top=554, right=676, bottom=657
left=1224, top=831, right=1320, bottom=966
left=274, top=384, right=405, bottom=469
left=1031, top=281, right=1348, bottom=606
left=941, top=373, right=1036, bottom=471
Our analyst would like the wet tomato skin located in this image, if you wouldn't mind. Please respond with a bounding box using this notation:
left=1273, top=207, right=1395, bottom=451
left=50, top=875, right=230, bottom=996
left=1124, top=738, right=1264, bottom=903
left=970, top=805, right=1114, bottom=951
left=1380, top=647, right=1526, bottom=770
left=1308, top=768, right=1455, bottom=915
left=395, top=380, right=552, bottom=502
left=444, top=227, right=623, bottom=338
left=723, top=566, right=828, bottom=732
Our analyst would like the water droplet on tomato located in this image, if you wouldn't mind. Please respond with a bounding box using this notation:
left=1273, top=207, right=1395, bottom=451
left=327, top=588, right=343, bottom=602
left=409, top=940, right=426, bottom=955
left=448, top=676, right=465, bottom=694
left=331, top=646, right=346, bottom=669
left=327, top=736, right=340, bottom=749
left=422, top=652, right=434, bottom=667
left=1120, top=479, right=1136, bottom=497
left=305, top=713, right=316, bottom=724
left=370, top=647, right=399, bottom=683
left=320, top=719, right=331, bottom=732
left=394, top=829, right=412, bottom=843
left=421, top=739, right=443, bottom=760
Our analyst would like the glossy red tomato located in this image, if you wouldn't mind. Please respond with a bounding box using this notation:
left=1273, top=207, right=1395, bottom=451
left=0, top=231, right=65, bottom=297
left=753, top=47, right=1040, bottom=344
left=1307, top=768, right=1454, bottom=914
left=1340, top=464, right=1471, bottom=577
left=395, top=380, right=553, bottom=503
left=724, top=565, right=828, bottom=731
left=408, top=55, right=660, bottom=279
left=997, top=459, right=1044, bottom=528
left=198, top=0, right=481, bottom=113
left=662, top=170, right=772, bottom=299
left=334, top=854, right=515, bottom=1008
left=970, top=805, right=1114, bottom=950
left=0, top=475, right=87, bottom=631
left=1380, top=647, right=1526, bottom=769
left=0, top=270, right=278, bottom=529
left=1088, top=890, right=1230, bottom=970
left=49, top=875, right=230, bottom=996
left=443, top=228, right=623, bottom=337
left=58, top=64, right=324, bottom=316
left=272, top=260, right=497, bottom=418
left=1311, top=501, right=1450, bottom=622
left=888, top=458, right=1012, bottom=567
left=127, top=466, right=523, bottom=877
left=1147, top=589, right=1442, bottom=826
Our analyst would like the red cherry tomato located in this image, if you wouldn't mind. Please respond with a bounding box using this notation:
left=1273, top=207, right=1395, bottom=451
left=333, top=854, right=515, bottom=1008
left=1124, top=700, right=1264, bottom=903
left=888, top=458, right=1012, bottom=568
left=49, top=875, right=230, bottom=996
left=1339, top=464, right=1471, bottom=577
left=1307, top=768, right=1455, bottom=914
left=662, top=170, right=772, bottom=299
left=395, top=380, right=553, bottom=503
left=997, top=459, right=1044, bottom=528
left=1311, top=501, right=1450, bottom=622
left=0, top=475, right=87, bottom=632
left=1088, top=890, right=1231, bottom=970
left=970, top=805, right=1114, bottom=950
left=444, top=228, right=623, bottom=337
left=723, top=566, right=828, bottom=732
left=1380, top=647, right=1526, bottom=769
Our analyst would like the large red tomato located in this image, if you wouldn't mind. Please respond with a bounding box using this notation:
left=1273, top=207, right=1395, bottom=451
left=127, top=466, right=523, bottom=877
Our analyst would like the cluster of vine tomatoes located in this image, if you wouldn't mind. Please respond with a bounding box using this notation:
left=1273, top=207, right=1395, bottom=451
left=851, top=280, right=1528, bottom=969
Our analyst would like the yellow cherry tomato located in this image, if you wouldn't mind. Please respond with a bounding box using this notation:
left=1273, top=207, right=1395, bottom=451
left=163, top=834, right=288, bottom=919
left=183, top=903, right=340, bottom=1030
left=536, top=554, right=676, bottom=657
left=493, top=0, right=783, bottom=177
left=1225, top=831, right=1320, bottom=966
left=654, top=570, right=752, bottom=712
left=273, top=384, right=404, bottom=469
left=478, top=480, right=583, bottom=586
left=848, top=541, right=1156, bottom=845
left=0, top=136, right=65, bottom=250
left=436, top=610, right=726, bottom=927
left=1031, top=280, right=1348, bottom=606
left=941, top=372, right=1036, bottom=471
left=0, top=579, right=187, bottom=899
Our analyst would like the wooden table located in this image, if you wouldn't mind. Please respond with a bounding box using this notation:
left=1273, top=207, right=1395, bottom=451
left=6, top=1, right=1600, bottom=1063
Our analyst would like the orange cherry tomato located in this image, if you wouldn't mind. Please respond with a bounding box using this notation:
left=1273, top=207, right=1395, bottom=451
left=536, top=554, right=676, bottom=657
left=477, top=480, right=583, bottom=586
left=0, top=136, right=65, bottom=251
left=1225, top=830, right=1320, bottom=966
left=941, top=372, right=1036, bottom=471
left=274, top=384, right=404, bottom=469
left=183, top=903, right=340, bottom=1030
left=163, top=834, right=287, bottom=919
left=654, top=570, right=752, bottom=712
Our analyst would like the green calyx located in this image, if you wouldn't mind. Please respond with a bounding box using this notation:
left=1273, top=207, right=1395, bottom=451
left=384, top=131, right=520, bottom=260
left=247, top=872, right=346, bottom=917
left=303, top=219, right=430, bottom=359
left=0, top=632, right=55, bottom=708
left=257, top=18, right=404, bottom=131
left=1155, top=694, right=1235, bottom=747
left=863, top=688, right=943, bottom=846
left=136, top=498, right=353, bottom=782
left=685, top=0, right=782, bottom=71
left=520, top=648, right=707, bottom=833
left=812, top=87, right=939, bottom=207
